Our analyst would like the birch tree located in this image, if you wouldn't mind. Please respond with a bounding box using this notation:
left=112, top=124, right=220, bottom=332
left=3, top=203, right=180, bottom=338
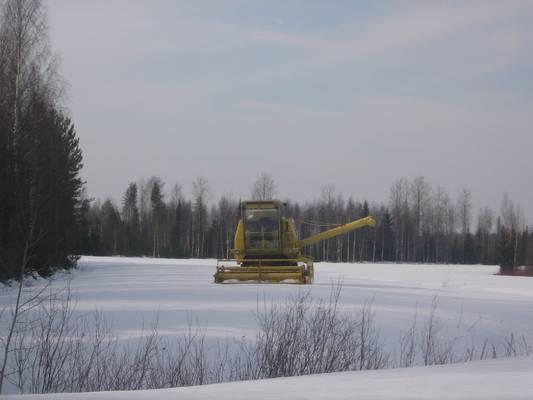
left=192, top=177, right=209, bottom=257
left=456, top=189, right=472, bottom=262
left=389, top=178, right=410, bottom=262
left=251, top=172, right=276, bottom=200
left=410, top=176, right=430, bottom=262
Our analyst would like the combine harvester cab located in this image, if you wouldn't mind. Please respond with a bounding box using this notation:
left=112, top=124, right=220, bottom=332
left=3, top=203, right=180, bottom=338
left=214, top=200, right=375, bottom=284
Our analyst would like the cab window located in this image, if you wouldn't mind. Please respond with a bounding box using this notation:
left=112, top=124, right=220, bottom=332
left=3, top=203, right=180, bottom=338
left=244, top=208, right=280, bottom=249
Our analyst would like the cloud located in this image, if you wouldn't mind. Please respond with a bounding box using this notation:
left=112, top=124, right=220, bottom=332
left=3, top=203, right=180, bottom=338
left=172, top=1, right=533, bottom=94
left=45, top=1, right=533, bottom=220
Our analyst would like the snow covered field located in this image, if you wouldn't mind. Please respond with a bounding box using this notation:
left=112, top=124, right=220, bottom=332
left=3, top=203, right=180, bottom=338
left=2, top=256, right=533, bottom=398
left=18, top=256, right=533, bottom=343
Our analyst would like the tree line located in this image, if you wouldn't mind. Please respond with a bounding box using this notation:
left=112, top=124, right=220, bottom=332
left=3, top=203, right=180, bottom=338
left=78, top=174, right=532, bottom=271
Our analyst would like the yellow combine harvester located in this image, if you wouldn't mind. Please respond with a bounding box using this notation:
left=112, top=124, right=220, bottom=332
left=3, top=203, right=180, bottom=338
left=214, top=200, right=375, bottom=284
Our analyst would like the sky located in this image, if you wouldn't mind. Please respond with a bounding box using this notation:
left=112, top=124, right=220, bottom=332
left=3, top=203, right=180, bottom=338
left=46, top=1, right=533, bottom=222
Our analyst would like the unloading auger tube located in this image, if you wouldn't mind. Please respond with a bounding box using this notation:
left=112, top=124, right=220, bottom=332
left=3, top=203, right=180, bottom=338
left=214, top=200, right=376, bottom=284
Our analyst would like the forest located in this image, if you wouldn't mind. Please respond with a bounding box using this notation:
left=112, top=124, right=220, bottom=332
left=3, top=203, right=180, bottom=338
left=78, top=173, right=532, bottom=272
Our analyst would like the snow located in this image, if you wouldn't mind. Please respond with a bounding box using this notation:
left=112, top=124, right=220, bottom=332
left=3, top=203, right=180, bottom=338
left=2, top=256, right=533, bottom=398
left=4, top=357, right=533, bottom=399
left=27, top=256, right=532, bottom=343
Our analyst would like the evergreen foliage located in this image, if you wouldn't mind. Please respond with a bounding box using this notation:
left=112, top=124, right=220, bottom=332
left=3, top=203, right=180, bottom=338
left=0, top=0, right=84, bottom=281
left=496, top=224, right=515, bottom=272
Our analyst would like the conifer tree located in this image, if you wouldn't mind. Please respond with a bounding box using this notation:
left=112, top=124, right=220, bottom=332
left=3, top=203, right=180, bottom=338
left=496, top=219, right=515, bottom=273
left=150, top=182, right=164, bottom=257
left=122, top=183, right=140, bottom=255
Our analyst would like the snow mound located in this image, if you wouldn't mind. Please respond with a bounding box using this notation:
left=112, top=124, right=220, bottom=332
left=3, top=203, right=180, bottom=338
left=5, top=357, right=533, bottom=399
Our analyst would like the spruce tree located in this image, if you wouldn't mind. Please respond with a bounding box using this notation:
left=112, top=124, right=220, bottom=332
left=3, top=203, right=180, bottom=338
left=381, top=208, right=394, bottom=261
left=150, top=182, right=164, bottom=257
left=496, top=222, right=515, bottom=273
left=122, top=183, right=140, bottom=255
